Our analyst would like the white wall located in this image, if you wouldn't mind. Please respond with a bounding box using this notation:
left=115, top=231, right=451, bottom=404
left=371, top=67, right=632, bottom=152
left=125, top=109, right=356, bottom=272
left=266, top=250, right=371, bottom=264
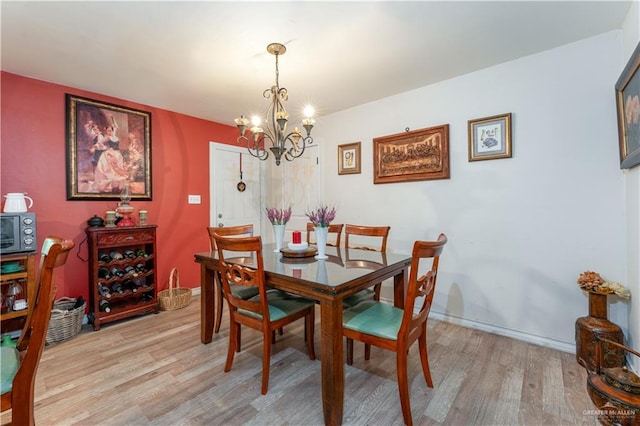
left=315, top=31, right=628, bottom=352
left=622, top=1, right=640, bottom=372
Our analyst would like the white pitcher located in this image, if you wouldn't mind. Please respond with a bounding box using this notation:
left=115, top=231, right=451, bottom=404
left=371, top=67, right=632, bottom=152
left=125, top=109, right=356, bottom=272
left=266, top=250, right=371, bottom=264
left=3, top=193, right=34, bottom=213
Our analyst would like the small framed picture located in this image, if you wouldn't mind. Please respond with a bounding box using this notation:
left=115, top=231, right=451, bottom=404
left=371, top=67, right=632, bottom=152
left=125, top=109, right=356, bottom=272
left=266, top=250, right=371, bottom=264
left=338, top=142, right=361, bottom=175
left=468, top=113, right=512, bottom=162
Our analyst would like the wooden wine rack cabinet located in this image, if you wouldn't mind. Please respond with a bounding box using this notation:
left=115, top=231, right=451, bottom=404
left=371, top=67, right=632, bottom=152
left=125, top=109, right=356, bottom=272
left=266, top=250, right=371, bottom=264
left=86, top=225, right=158, bottom=330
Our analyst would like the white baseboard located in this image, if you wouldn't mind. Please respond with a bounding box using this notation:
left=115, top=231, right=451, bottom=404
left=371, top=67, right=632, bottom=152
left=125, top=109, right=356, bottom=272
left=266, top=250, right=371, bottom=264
left=192, top=287, right=579, bottom=354
left=428, top=310, right=576, bottom=354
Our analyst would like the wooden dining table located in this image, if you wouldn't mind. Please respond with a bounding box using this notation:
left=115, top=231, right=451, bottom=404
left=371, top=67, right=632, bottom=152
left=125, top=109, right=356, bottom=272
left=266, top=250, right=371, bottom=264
left=194, top=243, right=412, bottom=426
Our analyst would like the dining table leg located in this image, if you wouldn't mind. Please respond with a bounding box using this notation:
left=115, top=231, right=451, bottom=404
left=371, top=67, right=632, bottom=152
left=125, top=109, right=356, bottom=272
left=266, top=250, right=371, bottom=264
left=319, top=297, right=344, bottom=426
left=200, top=264, right=215, bottom=344
left=393, top=266, right=408, bottom=309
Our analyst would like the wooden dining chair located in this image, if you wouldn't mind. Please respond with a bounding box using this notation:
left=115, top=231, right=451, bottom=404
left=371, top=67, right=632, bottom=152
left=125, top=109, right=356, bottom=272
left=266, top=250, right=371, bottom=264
left=306, top=222, right=343, bottom=247
left=342, top=224, right=390, bottom=306
left=342, top=234, right=447, bottom=426
left=1, top=236, right=75, bottom=426
left=207, top=225, right=258, bottom=334
left=342, top=224, right=391, bottom=360
left=213, top=233, right=316, bottom=395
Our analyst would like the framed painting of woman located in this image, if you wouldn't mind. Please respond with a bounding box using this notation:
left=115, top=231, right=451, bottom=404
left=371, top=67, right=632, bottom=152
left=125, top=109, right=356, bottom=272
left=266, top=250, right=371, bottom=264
left=65, top=94, right=152, bottom=200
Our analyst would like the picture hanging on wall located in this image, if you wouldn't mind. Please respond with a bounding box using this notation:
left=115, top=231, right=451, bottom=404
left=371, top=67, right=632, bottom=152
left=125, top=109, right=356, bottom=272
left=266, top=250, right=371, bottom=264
left=467, top=113, right=512, bottom=162
left=65, top=94, right=152, bottom=200
left=615, top=41, right=640, bottom=169
left=373, top=125, right=450, bottom=184
left=338, top=142, right=361, bottom=175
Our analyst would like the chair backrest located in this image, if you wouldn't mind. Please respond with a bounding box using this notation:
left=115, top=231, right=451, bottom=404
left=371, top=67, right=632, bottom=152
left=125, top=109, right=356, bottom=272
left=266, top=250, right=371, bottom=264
left=207, top=224, right=254, bottom=251
left=213, top=233, right=270, bottom=321
left=306, top=222, right=343, bottom=247
left=400, top=234, right=447, bottom=336
left=344, top=224, right=390, bottom=252
left=10, top=237, right=74, bottom=417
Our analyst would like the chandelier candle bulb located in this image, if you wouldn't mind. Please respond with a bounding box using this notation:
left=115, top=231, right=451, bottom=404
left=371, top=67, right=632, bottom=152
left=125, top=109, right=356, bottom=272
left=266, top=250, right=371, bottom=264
left=292, top=231, right=302, bottom=244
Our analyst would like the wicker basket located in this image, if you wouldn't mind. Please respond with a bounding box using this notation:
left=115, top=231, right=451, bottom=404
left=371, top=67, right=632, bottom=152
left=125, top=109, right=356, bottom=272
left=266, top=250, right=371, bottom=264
left=158, top=268, right=191, bottom=311
left=46, top=297, right=85, bottom=345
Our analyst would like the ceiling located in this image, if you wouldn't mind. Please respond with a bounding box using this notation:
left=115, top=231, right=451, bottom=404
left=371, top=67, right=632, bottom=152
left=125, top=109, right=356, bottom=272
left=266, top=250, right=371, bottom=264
left=1, top=1, right=632, bottom=127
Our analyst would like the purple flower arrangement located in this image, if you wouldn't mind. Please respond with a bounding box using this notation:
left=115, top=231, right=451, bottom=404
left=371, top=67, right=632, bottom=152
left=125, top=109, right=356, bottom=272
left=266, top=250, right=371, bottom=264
left=265, top=206, right=292, bottom=225
left=306, top=205, right=337, bottom=228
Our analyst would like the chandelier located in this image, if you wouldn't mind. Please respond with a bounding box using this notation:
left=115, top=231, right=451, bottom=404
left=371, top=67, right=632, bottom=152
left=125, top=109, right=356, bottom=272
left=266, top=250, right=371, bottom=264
left=235, top=42, right=315, bottom=166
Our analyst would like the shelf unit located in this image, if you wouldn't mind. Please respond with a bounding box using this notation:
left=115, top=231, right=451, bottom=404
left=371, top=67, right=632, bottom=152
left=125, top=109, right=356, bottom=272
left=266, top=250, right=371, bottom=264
left=86, top=225, right=158, bottom=331
left=0, top=252, right=36, bottom=333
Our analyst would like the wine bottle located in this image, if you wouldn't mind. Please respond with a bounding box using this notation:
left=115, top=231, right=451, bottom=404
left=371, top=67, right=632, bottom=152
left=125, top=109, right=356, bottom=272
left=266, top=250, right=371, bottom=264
left=142, top=293, right=154, bottom=302
left=124, top=265, right=137, bottom=276
left=133, top=275, right=147, bottom=288
left=123, top=279, right=138, bottom=293
left=110, top=266, right=124, bottom=278
left=71, top=296, right=85, bottom=309
left=99, top=300, right=111, bottom=313
left=136, top=249, right=148, bottom=258
left=111, top=282, right=124, bottom=294
left=109, top=250, right=124, bottom=260
left=98, top=267, right=111, bottom=280
left=98, top=253, right=112, bottom=262
left=123, top=249, right=136, bottom=259
left=135, top=263, right=146, bottom=272
left=98, top=284, right=111, bottom=298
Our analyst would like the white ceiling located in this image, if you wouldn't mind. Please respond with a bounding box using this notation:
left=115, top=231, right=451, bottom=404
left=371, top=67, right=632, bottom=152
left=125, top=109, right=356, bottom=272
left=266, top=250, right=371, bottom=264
left=1, top=1, right=632, bottom=127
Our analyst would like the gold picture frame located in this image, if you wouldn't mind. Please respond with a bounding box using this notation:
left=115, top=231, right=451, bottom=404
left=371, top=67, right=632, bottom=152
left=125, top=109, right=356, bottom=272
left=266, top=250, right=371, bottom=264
left=338, top=142, right=361, bottom=175
left=468, top=113, right=512, bottom=162
left=66, top=94, right=152, bottom=200
left=615, top=41, right=640, bottom=169
left=373, top=125, right=450, bottom=184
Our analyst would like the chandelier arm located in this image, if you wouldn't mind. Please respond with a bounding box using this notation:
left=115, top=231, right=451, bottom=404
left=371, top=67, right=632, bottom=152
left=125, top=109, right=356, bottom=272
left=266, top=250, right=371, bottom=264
left=283, top=134, right=313, bottom=162
left=238, top=134, right=269, bottom=161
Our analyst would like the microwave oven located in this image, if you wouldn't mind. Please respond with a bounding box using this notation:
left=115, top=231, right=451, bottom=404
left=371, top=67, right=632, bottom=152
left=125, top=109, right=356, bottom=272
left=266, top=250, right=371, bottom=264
left=0, top=212, right=37, bottom=254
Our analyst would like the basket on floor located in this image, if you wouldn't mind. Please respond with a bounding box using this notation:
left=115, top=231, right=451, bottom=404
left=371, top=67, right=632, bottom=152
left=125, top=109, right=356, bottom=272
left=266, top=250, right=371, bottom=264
left=46, top=297, right=85, bottom=345
left=158, top=268, right=191, bottom=311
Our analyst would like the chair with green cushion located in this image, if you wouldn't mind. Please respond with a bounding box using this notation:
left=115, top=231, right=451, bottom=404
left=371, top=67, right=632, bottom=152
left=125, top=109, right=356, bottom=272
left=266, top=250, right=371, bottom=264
left=213, top=233, right=316, bottom=395
left=343, top=234, right=447, bottom=426
left=1, top=236, right=75, bottom=426
left=342, top=224, right=391, bottom=359
left=207, top=225, right=259, bottom=335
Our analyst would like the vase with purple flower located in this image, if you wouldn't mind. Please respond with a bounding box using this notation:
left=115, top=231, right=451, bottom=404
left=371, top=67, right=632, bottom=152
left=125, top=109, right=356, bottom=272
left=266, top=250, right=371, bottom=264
left=265, top=206, right=292, bottom=252
left=306, top=204, right=336, bottom=260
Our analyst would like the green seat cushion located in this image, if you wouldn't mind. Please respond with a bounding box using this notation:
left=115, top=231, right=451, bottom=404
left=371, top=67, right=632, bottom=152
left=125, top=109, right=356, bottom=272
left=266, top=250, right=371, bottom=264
left=343, top=301, right=403, bottom=340
left=240, top=290, right=315, bottom=321
left=229, top=283, right=259, bottom=300
left=342, top=288, right=375, bottom=308
left=0, top=345, right=19, bottom=395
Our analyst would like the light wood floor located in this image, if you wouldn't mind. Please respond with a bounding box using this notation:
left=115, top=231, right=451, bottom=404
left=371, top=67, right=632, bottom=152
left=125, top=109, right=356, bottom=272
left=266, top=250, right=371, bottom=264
left=2, top=294, right=598, bottom=425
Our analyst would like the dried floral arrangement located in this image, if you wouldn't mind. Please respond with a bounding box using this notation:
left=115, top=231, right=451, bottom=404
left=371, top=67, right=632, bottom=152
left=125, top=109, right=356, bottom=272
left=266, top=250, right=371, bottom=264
left=577, top=271, right=631, bottom=299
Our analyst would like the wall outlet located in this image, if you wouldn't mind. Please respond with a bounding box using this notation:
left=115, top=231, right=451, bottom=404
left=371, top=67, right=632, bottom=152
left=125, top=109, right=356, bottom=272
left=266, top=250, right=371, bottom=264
left=188, top=195, right=201, bottom=204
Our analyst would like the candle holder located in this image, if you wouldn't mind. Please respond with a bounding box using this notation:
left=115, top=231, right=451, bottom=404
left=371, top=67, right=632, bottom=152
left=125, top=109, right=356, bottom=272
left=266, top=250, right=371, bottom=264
left=105, top=210, right=116, bottom=227
left=116, top=183, right=135, bottom=227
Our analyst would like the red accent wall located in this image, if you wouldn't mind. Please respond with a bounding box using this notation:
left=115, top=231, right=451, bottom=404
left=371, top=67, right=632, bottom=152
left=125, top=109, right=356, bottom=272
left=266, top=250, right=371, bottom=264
left=1, top=71, right=236, bottom=299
